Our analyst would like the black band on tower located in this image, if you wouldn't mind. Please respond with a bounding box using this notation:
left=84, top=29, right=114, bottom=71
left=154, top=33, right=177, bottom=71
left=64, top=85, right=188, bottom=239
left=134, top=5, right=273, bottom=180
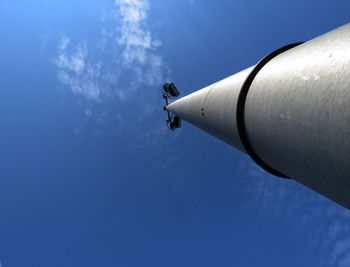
left=236, top=42, right=304, bottom=179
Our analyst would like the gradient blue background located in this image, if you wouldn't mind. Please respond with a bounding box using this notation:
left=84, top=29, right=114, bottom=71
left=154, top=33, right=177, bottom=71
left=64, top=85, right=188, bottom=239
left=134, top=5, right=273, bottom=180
left=0, top=0, right=350, bottom=266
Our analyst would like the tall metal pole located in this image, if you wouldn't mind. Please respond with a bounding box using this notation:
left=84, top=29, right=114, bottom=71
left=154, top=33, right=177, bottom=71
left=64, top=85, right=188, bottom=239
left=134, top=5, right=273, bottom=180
left=166, top=23, right=350, bottom=209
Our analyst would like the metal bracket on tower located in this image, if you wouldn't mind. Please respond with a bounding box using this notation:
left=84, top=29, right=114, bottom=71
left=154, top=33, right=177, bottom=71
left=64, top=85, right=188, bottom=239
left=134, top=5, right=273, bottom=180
left=162, top=83, right=181, bottom=130
left=236, top=42, right=304, bottom=179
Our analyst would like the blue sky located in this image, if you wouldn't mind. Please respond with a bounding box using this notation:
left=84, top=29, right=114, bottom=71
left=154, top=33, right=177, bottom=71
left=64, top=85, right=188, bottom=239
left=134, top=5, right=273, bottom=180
left=1, top=0, right=350, bottom=266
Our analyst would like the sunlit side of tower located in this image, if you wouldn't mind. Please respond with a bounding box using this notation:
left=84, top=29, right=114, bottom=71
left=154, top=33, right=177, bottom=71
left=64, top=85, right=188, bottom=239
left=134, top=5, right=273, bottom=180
left=165, top=23, right=350, bottom=209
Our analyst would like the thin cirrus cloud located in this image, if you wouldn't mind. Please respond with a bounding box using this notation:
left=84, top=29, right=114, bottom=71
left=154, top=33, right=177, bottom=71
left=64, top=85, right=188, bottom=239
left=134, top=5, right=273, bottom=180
left=54, top=0, right=165, bottom=104
left=245, top=163, right=350, bottom=267
left=55, top=40, right=102, bottom=101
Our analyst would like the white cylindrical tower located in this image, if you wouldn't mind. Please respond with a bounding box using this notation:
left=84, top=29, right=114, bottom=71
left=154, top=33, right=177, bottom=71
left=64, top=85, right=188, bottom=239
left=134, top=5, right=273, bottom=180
left=166, top=23, right=350, bottom=209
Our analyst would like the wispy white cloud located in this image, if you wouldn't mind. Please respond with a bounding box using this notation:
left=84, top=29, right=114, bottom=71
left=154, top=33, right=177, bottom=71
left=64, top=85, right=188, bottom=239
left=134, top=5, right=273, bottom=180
left=52, top=0, right=175, bottom=163
left=339, top=254, right=350, bottom=267
left=245, top=164, right=350, bottom=267
left=54, top=41, right=102, bottom=101
left=331, top=239, right=350, bottom=264
left=54, top=0, right=166, bottom=106
left=116, top=0, right=164, bottom=86
left=59, top=36, right=70, bottom=51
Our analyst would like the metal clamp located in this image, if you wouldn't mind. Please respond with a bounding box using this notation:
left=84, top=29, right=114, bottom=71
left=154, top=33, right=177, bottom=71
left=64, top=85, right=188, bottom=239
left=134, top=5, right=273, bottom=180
left=236, top=42, right=304, bottom=179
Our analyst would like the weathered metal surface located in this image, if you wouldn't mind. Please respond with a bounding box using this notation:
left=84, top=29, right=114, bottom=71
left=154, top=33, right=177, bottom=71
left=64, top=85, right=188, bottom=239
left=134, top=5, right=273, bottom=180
left=166, top=23, right=350, bottom=209
left=245, top=23, right=350, bottom=208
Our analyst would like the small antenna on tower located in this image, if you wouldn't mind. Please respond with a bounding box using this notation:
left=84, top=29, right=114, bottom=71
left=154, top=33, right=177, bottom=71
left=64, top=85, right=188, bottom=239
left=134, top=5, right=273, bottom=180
left=162, top=83, right=181, bottom=130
